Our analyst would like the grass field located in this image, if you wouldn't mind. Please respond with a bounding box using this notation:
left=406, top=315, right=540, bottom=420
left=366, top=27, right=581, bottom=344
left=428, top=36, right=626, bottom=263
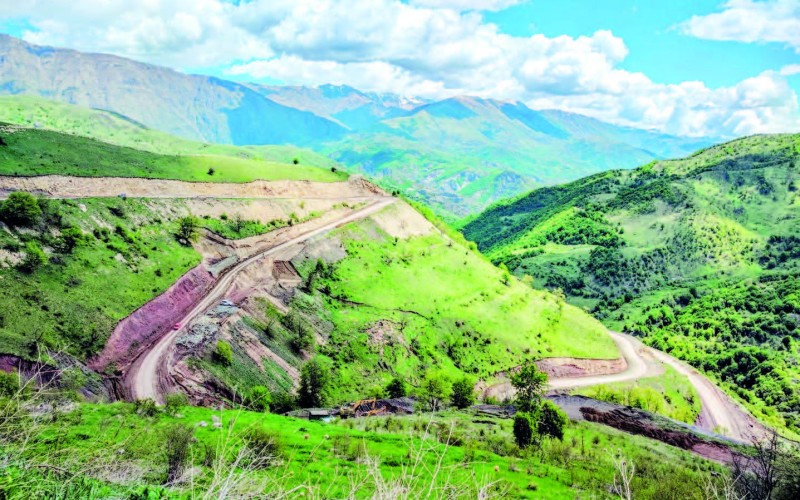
left=0, top=122, right=345, bottom=183
left=2, top=400, right=724, bottom=499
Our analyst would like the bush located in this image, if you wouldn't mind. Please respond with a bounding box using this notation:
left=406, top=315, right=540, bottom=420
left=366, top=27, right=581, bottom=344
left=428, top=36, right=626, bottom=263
left=513, top=412, right=537, bottom=448
left=270, top=390, right=298, bottom=414
left=246, top=386, right=271, bottom=412
left=450, top=377, right=476, bottom=409
left=386, top=377, right=408, bottom=398
left=418, top=372, right=451, bottom=412
left=0, top=192, right=42, bottom=227
left=134, top=398, right=159, bottom=417
left=0, top=371, right=21, bottom=398
left=538, top=400, right=567, bottom=440
left=214, top=341, right=233, bottom=366
left=164, top=424, right=194, bottom=484
left=243, top=426, right=283, bottom=468
left=19, top=242, right=46, bottom=273
left=164, top=393, right=188, bottom=416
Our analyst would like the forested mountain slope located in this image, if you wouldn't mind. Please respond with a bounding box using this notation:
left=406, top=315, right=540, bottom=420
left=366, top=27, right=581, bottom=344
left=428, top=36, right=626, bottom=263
left=463, top=134, right=800, bottom=435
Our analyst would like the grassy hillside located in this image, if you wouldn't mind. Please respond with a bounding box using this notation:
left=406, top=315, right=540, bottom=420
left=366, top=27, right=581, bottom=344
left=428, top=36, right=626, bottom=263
left=196, top=201, right=617, bottom=407
left=0, top=122, right=344, bottom=182
left=0, top=95, right=341, bottom=169
left=463, top=134, right=800, bottom=435
left=1, top=397, right=727, bottom=499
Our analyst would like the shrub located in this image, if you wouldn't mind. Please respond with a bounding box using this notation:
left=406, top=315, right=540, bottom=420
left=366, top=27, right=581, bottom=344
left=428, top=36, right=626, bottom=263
left=207, top=168, right=215, bottom=176
left=450, top=377, right=476, bottom=409
left=513, top=412, right=537, bottom=448
left=133, top=398, right=159, bottom=417
left=0, top=371, right=20, bottom=398
left=164, top=424, right=194, bottom=484
left=19, top=242, right=46, bottom=273
left=386, top=377, right=408, bottom=398
left=214, top=341, right=233, bottom=366
left=243, top=426, right=283, bottom=468
left=0, top=192, right=42, bottom=227
left=538, top=400, right=568, bottom=440
left=164, top=393, right=188, bottom=416
left=246, top=386, right=271, bottom=412
left=270, top=390, right=298, bottom=414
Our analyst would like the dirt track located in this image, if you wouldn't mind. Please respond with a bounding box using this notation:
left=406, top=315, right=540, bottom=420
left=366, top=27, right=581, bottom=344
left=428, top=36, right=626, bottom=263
left=0, top=174, right=381, bottom=199
left=486, top=332, right=764, bottom=442
left=125, top=197, right=396, bottom=402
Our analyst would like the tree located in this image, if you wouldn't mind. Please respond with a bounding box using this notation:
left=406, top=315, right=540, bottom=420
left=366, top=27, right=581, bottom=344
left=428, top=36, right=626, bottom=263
left=538, top=400, right=567, bottom=440
left=418, top=372, right=451, bottom=412
left=450, top=377, right=476, bottom=409
left=386, top=376, right=408, bottom=398
left=511, top=361, right=547, bottom=413
left=214, top=340, right=233, bottom=366
left=176, top=216, right=199, bottom=245
left=298, top=358, right=329, bottom=408
left=19, top=241, right=46, bottom=273
left=232, top=213, right=245, bottom=234
left=207, top=167, right=215, bottom=176
left=732, top=430, right=800, bottom=500
left=513, top=412, right=536, bottom=448
left=292, top=157, right=300, bottom=165
left=0, top=192, right=42, bottom=227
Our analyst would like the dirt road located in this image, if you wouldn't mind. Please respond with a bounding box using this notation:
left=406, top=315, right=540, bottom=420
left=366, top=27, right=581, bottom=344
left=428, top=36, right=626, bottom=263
left=125, top=197, right=396, bottom=403
left=486, top=332, right=763, bottom=442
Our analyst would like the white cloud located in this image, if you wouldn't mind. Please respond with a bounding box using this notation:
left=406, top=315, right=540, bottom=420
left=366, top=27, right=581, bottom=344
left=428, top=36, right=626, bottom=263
left=1, top=0, right=798, bottom=137
left=408, top=0, right=524, bottom=11
left=780, top=64, right=800, bottom=75
left=680, top=0, right=800, bottom=52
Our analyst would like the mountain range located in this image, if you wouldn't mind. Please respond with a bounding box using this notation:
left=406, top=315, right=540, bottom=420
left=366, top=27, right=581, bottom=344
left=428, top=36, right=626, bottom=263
left=0, top=34, right=712, bottom=216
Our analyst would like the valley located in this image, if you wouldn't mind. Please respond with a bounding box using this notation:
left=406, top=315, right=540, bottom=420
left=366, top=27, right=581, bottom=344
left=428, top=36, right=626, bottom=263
left=0, top=18, right=798, bottom=499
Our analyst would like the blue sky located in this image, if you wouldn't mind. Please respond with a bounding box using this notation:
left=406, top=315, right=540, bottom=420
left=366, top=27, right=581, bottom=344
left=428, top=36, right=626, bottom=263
left=1, top=0, right=798, bottom=137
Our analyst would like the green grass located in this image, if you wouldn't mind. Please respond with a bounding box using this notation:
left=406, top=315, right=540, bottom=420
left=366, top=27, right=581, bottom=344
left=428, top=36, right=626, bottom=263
left=574, top=366, right=701, bottom=424
left=0, top=122, right=345, bottom=182
left=270, top=208, right=619, bottom=404
left=2, top=401, right=724, bottom=499
left=0, top=197, right=200, bottom=361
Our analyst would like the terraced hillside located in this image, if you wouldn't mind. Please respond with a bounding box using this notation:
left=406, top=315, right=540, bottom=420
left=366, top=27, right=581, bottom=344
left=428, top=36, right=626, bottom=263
left=464, top=134, right=800, bottom=436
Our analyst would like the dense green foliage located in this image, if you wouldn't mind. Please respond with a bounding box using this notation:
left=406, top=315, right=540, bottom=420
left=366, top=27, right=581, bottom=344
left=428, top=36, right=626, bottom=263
left=464, top=134, right=800, bottom=435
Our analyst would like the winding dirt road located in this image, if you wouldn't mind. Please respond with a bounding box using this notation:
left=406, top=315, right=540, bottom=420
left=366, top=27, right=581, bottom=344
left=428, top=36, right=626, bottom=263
left=486, top=332, right=763, bottom=442
left=125, top=197, right=396, bottom=402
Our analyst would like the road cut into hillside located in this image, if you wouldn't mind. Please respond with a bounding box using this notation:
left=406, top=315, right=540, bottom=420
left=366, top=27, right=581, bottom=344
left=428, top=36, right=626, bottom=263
left=124, top=197, right=396, bottom=403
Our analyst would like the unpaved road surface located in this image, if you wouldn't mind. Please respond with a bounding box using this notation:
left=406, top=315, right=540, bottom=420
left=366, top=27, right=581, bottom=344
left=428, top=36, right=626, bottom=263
left=126, top=197, right=395, bottom=402
left=0, top=174, right=381, bottom=199
left=488, top=332, right=764, bottom=442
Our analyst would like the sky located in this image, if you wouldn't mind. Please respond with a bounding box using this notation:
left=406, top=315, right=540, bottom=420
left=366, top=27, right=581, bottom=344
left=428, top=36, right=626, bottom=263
left=0, top=0, right=798, bottom=138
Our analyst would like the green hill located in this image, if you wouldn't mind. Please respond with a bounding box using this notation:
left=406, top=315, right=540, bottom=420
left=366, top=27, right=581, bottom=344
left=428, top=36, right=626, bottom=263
left=0, top=117, right=344, bottom=183
left=463, top=134, right=800, bottom=435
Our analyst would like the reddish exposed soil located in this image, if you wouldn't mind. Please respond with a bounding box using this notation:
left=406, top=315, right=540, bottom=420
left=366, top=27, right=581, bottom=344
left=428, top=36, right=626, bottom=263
left=88, top=266, right=215, bottom=374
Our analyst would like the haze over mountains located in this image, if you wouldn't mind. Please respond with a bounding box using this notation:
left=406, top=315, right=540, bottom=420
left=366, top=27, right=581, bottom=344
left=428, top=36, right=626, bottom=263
left=0, top=34, right=712, bottom=215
